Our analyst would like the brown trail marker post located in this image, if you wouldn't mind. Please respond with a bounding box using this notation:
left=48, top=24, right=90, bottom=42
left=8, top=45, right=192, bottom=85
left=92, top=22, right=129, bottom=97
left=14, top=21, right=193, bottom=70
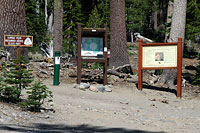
left=77, top=24, right=108, bottom=85
left=138, top=38, right=182, bottom=97
left=4, top=35, right=33, bottom=58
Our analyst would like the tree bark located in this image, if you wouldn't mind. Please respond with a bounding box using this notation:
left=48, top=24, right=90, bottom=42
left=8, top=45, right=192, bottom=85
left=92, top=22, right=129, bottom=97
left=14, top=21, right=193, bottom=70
left=109, top=0, right=130, bottom=69
left=0, top=0, right=28, bottom=58
left=53, top=0, right=63, bottom=55
left=153, top=1, right=158, bottom=30
left=165, top=1, right=174, bottom=42
left=169, top=0, right=187, bottom=43
left=161, top=0, right=187, bottom=89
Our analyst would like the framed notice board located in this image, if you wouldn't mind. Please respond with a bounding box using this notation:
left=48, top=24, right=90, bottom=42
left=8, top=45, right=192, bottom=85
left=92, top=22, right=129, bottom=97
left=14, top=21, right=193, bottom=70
left=138, top=38, right=183, bottom=97
left=77, top=24, right=108, bottom=85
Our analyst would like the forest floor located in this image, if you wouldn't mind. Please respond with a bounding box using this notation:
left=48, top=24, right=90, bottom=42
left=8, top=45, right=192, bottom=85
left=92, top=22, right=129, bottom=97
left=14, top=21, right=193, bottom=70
left=0, top=48, right=200, bottom=132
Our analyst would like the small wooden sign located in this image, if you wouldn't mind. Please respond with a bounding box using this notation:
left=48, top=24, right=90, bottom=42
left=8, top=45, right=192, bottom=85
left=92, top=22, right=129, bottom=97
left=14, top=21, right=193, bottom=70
left=4, top=35, right=33, bottom=47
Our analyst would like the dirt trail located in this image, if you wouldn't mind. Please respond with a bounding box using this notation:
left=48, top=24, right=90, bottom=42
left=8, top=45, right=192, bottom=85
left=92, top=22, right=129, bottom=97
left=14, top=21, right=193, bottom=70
left=0, top=79, right=200, bottom=133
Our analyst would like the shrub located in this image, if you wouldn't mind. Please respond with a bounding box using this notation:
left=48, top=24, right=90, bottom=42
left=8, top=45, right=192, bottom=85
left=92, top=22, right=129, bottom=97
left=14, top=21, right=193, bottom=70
left=0, top=56, right=53, bottom=112
left=0, top=57, right=33, bottom=102
left=20, top=81, right=53, bottom=111
left=193, top=63, right=200, bottom=86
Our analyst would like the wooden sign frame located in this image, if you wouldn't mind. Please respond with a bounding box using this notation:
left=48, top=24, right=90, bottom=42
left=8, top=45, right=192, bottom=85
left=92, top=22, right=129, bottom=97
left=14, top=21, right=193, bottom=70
left=138, top=38, right=182, bottom=97
left=4, top=35, right=33, bottom=47
left=77, top=24, right=108, bottom=85
left=4, top=35, right=33, bottom=58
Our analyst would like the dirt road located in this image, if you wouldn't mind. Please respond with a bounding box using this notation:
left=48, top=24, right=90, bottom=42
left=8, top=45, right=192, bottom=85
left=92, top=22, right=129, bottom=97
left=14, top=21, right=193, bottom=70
left=0, top=79, right=200, bottom=133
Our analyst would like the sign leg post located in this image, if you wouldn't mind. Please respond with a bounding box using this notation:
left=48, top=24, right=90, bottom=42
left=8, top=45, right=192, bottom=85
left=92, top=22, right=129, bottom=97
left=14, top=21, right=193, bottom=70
left=77, top=24, right=82, bottom=84
left=16, top=46, right=20, bottom=58
left=138, top=69, right=143, bottom=90
left=177, top=38, right=183, bottom=97
left=103, top=61, right=107, bottom=86
left=77, top=58, right=81, bottom=84
left=138, top=40, right=143, bottom=90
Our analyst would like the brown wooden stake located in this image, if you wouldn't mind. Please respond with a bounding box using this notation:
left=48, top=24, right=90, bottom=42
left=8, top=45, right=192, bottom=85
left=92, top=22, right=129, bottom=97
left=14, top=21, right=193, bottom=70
left=77, top=24, right=82, bottom=84
left=103, top=24, right=108, bottom=85
left=16, top=46, right=20, bottom=58
left=177, top=37, right=182, bottom=97
left=138, top=40, right=143, bottom=90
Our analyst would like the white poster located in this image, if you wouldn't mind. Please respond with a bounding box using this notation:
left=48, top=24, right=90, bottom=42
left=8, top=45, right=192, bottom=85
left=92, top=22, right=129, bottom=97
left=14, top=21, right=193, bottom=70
left=55, top=57, right=60, bottom=64
left=142, top=45, right=177, bottom=67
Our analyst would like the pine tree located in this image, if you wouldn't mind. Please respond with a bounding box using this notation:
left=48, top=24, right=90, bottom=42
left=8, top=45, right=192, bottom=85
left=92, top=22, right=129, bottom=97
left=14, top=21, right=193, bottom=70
left=25, top=0, right=48, bottom=46
left=0, top=57, right=33, bottom=102
left=86, top=6, right=103, bottom=28
left=0, top=0, right=28, bottom=58
left=109, top=0, right=130, bottom=69
left=63, top=0, right=83, bottom=55
left=186, top=0, right=200, bottom=41
left=126, top=0, right=152, bottom=36
left=97, top=0, right=110, bottom=26
left=22, top=80, right=53, bottom=111
left=193, top=63, right=200, bottom=86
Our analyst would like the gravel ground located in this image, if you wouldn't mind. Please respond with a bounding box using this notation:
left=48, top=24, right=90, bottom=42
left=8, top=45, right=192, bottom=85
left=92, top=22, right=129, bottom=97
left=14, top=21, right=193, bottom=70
left=0, top=79, right=200, bottom=133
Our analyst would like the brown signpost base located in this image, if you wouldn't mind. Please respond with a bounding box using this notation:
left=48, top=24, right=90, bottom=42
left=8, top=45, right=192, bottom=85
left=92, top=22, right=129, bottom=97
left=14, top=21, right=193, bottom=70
left=138, top=38, right=182, bottom=98
left=16, top=46, right=20, bottom=58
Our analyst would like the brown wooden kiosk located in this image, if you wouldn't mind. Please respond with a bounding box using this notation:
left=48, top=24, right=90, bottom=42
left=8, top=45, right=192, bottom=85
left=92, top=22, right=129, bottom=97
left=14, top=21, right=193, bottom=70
left=77, top=24, right=108, bottom=85
left=138, top=38, right=183, bottom=97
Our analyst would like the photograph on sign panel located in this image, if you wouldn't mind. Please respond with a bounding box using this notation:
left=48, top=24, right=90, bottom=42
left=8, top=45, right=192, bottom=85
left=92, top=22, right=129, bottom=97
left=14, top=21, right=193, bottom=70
left=81, top=37, right=103, bottom=56
left=155, top=52, right=164, bottom=61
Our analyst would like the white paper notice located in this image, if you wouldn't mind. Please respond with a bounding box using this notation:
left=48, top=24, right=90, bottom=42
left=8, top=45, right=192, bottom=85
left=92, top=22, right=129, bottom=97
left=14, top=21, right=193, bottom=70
left=104, top=47, right=107, bottom=52
left=55, top=57, right=60, bottom=64
left=142, top=45, right=177, bottom=67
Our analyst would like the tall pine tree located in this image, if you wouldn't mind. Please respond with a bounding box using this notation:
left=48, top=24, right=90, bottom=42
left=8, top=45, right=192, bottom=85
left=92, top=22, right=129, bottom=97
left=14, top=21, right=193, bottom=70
left=63, top=0, right=83, bottom=55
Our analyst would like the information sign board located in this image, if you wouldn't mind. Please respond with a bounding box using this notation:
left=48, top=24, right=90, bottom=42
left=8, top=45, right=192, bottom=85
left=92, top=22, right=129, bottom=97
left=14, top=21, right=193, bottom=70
left=4, top=35, right=33, bottom=47
left=138, top=38, right=183, bottom=97
left=143, top=45, right=177, bottom=67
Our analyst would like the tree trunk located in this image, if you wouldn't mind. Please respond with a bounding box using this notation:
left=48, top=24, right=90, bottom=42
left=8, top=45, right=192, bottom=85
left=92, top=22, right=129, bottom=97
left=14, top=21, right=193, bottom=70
left=53, top=0, right=63, bottom=55
left=169, top=0, right=187, bottom=43
left=167, top=1, right=173, bottom=24
left=0, top=0, right=28, bottom=58
left=109, top=0, right=130, bottom=69
left=165, top=1, right=174, bottom=42
left=161, top=0, right=187, bottom=89
left=153, top=1, right=158, bottom=30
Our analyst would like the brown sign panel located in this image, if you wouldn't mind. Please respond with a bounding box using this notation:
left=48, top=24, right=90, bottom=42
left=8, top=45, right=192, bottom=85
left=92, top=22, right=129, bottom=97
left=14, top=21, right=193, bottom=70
left=4, top=35, right=33, bottom=47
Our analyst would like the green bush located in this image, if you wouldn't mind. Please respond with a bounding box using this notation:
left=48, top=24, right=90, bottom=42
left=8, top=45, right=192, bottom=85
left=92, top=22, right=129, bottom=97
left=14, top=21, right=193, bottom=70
left=20, top=81, right=53, bottom=111
left=0, top=56, right=53, bottom=112
left=0, top=57, right=33, bottom=102
left=193, top=63, right=200, bottom=86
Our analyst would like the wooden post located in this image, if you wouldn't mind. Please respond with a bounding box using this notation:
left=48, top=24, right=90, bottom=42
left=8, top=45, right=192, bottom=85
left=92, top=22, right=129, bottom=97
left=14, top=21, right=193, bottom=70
left=138, top=39, right=143, bottom=90
left=16, top=46, right=20, bottom=58
left=77, top=24, right=82, bottom=84
left=177, top=38, right=182, bottom=97
left=103, top=24, right=108, bottom=85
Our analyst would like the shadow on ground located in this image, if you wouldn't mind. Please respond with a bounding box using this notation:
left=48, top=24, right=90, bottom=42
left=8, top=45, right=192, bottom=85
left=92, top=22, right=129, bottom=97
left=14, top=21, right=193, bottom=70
left=136, top=83, right=177, bottom=96
left=0, top=123, right=165, bottom=133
